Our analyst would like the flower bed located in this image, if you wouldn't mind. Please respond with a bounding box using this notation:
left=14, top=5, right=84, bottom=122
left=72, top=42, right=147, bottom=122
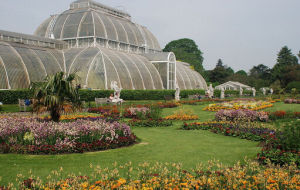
left=0, top=117, right=136, bottom=154
left=156, top=101, right=180, bottom=108
left=179, top=99, right=225, bottom=105
left=42, top=113, right=106, bottom=122
left=128, top=118, right=173, bottom=127
left=182, top=121, right=300, bottom=167
left=123, top=106, right=150, bottom=119
left=88, top=105, right=120, bottom=119
left=284, top=99, right=300, bottom=104
left=268, top=111, right=300, bottom=120
left=203, top=100, right=273, bottom=112
left=215, top=109, right=269, bottom=122
left=165, top=109, right=199, bottom=121
left=12, top=161, right=300, bottom=190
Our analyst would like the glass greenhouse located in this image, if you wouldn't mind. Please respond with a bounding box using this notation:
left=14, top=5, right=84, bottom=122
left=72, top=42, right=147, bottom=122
left=0, top=0, right=207, bottom=90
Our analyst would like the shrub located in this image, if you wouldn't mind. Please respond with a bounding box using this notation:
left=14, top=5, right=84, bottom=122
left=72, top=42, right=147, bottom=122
left=0, top=89, right=249, bottom=104
left=286, top=81, right=300, bottom=93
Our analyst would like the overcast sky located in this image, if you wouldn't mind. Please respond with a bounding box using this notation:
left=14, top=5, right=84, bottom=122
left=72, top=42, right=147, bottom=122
left=0, top=0, right=299, bottom=72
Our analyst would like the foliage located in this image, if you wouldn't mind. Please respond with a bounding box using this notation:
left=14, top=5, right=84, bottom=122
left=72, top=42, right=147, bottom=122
left=208, top=59, right=235, bottom=83
left=32, top=72, right=81, bottom=122
left=286, top=81, right=300, bottom=93
left=0, top=117, right=135, bottom=154
left=6, top=161, right=300, bottom=190
left=182, top=121, right=274, bottom=141
left=235, top=70, right=247, bottom=76
left=128, top=119, right=172, bottom=127
left=0, top=89, right=33, bottom=104
left=163, top=38, right=204, bottom=73
left=258, top=121, right=300, bottom=166
left=272, top=46, right=299, bottom=87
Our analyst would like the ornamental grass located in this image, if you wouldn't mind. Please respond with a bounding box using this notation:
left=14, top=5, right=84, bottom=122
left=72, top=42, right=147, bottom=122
left=6, top=160, right=299, bottom=190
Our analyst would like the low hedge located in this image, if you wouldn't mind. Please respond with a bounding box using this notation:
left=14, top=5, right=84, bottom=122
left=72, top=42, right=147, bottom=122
left=0, top=89, right=249, bottom=104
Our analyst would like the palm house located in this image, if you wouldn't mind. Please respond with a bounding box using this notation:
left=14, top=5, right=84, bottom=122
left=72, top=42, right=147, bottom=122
left=0, top=0, right=207, bottom=90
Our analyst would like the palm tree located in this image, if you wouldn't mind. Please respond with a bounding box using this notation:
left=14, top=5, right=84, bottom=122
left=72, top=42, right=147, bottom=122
left=33, top=72, right=81, bottom=122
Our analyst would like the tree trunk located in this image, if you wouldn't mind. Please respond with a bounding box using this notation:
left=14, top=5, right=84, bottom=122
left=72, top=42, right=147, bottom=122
left=50, top=107, right=61, bottom=122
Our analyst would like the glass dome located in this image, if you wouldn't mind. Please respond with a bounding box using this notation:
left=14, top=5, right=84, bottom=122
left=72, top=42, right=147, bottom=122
left=0, top=0, right=208, bottom=91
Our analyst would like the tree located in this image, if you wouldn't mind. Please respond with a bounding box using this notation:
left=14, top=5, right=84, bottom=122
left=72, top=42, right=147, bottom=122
left=249, top=64, right=271, bottom=80
left=33, top=72, right=81, bottom=122
left=235, top=70, right=247, bottom=76
left=298, top=51, right=300, bottom=59
left=216, top=59, right=223, bottom=68
left=272, top=46, right=299, bottom=86
left=209, top=59, right=234, bottom=83
left=163, top=38, right=204, bottom=73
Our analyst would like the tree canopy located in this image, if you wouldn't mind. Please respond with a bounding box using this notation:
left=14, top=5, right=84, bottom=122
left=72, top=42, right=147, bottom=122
left=235, top=70, right=247, bottom=76
left=163, top=38, right=204, bottom=73
left=208, top=59, right=234, bottom=83
left=272, top=46, right=299, bottom=86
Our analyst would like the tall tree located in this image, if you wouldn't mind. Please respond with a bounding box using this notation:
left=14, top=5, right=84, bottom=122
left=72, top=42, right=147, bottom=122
left=272, top=46, right=299, bottom=86
left=163, top=38, right=204, bottom=73
left=209, top=59, right=234, bottom=83
left=298, top=51, right=300, bottom=59
left=216, top=59, right=223, bottom=68
left=33, top=72, right=81, bottom=122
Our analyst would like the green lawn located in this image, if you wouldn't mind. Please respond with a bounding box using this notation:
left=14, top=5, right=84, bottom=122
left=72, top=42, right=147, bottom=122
left=0, top=103, right=262, bottom=185
left=264, top=102, right=300, bottom=112
left=1, top=101, right=298, bottom=185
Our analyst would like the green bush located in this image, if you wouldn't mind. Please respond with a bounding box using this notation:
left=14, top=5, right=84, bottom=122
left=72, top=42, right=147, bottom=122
left=0, top=90, right=33, bottom=104
left=286, top=81, right=300, bottom=93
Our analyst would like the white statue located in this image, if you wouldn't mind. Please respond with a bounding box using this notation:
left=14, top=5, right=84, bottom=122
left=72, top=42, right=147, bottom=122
left=252, top=88, right=256, bottom=97
left=110, top=81, right=123, bottom=103
left=270, top=88, right=273, bottom=95
left=209, top=84, right=214, bottom=98
left=239, top=87, right=243, bottom=96
left=175, top=82, right=180, bottom=101
left=262, top=88, right=266, bottom=96
left=220, top=87, right=225, bottom=99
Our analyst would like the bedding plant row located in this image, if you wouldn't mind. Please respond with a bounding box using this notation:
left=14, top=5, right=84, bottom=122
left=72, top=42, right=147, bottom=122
left=5, top=160, right=300, bottom=190
left=0, top=117, right=136, bottom=154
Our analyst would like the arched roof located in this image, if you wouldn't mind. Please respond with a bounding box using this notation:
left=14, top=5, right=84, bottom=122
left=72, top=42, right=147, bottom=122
left=176, top=62, right=207, bottom=90
left=0, top=41, right=63, bottom=89
left=63, top=46, right=164, bottom=90
left=35, top=1, right=161, bottom=51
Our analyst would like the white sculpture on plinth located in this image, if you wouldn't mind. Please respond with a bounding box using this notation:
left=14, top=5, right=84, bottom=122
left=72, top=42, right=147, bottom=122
left=220, top=87, right=225, bottom=99
left=209, top=84, right=214, bottom=98
left=110, top=81, right=123, bottom=103
left=262, top=88, right=266, bottom=96
left=175, top=82, right=180, bottom=101
left=252, top=88, right=256, bottom=97
left=239, top=87, right=243, bottom=96
left=270, top=88, right=273, bottom=95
